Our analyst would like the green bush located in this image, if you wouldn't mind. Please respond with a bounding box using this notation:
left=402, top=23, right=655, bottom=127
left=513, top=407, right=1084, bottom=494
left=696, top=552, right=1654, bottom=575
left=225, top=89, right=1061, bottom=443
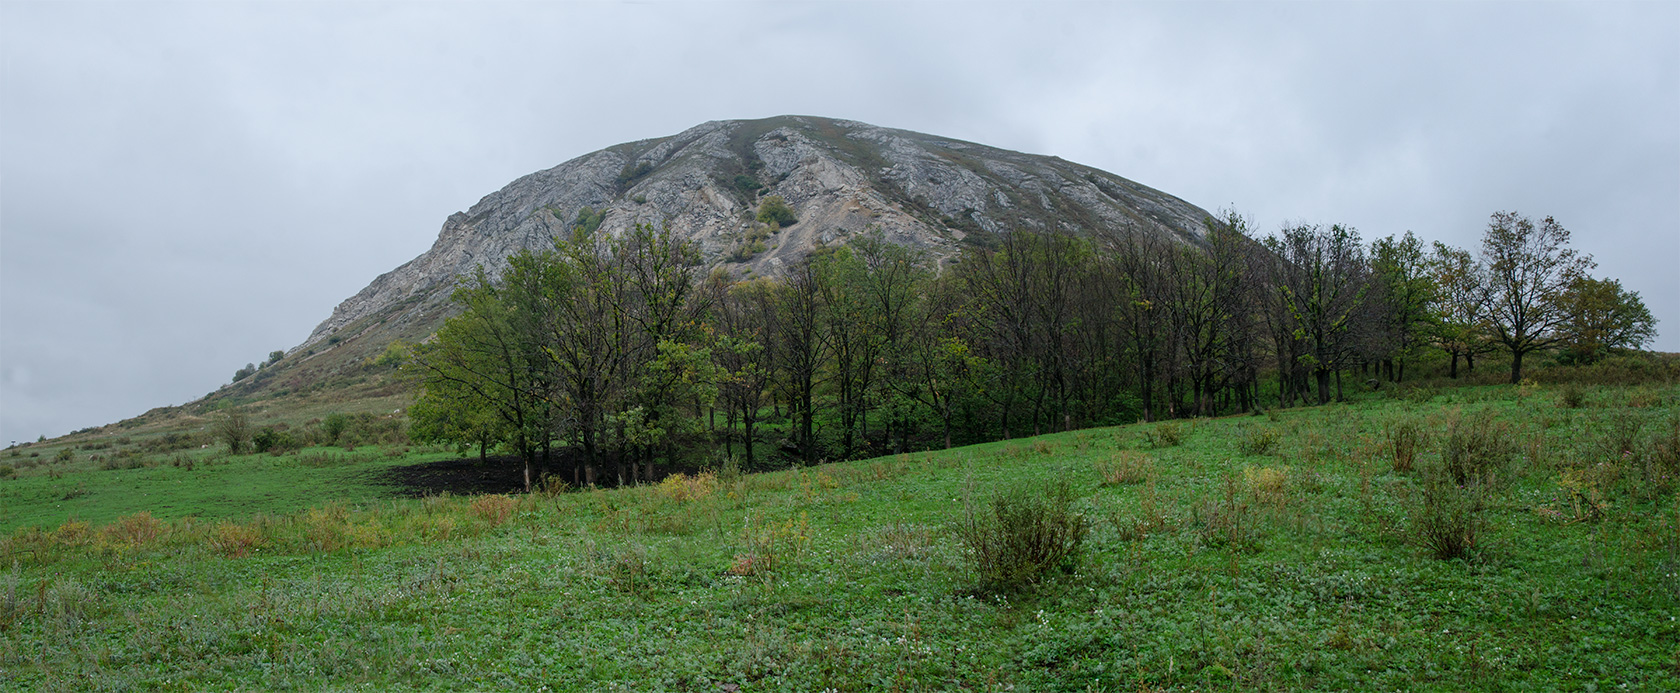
left=956, top=479, right=1088, bottom=593
left=217, top=412, right=251, bottom=455
left=252, top=427, right=303, bottom=455
left=1559, top=383, right=1586, bottom=409
left=756, top=195, right=797, bottom=227
left=732, top=174, right=762, bottom=195
left=1144, top=422, right=1185, bottom=448
left=1236, top=425, right=1278, bottom=456
left=321, top=413, right=350, bottom=446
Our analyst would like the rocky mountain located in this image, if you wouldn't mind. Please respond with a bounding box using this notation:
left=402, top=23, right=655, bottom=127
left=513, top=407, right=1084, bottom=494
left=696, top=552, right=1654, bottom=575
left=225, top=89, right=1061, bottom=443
left=200, top=116, right=1212, bottom=404
left=297, top=116, right=1211, bottom=352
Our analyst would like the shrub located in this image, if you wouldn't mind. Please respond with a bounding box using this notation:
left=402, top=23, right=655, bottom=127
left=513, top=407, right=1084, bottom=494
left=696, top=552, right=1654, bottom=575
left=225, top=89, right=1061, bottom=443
left=1559, top=383, right=1586, bottom=408
left=104, top=511, right=164, bottom=548
left=1111, top=479, right=1172, bottom=542
left=252, top=427, right=301, bottom=455
left=1095, top=451, right=1154, bottom=486
left=1600, top=409, right=1643, bottom=459
left=732, top=174, right=762, bottom=195
left=588, top=541, right=653, bottom=594
left=0, top=465, right=13, bottom=479
left=956, top=480, right=1088, bottom=592
left=1414, top=463, right=1485, bottom=561
left=217, top=412, right=251, bottom=455
left=1618, top=410, right=1680, bottom=499
left=871, top=522, right=936, bottom=561
left=1441, top=409, right=1513, bottom=486
left=1144, top=422, right=1185, bottom=448
left=1237, top=426, right=1279, bottom=456
left=321, top=413, right=350, bottom=446
left=756, top=195, right=797, bottom=227
left=1386, top=416, right=1425, bottom=473
left=54, top=448, right=73, bottom=463
left=208, top=522, right=262, bottom=557
left=54, top=520, right=92, bottom=547
left=728, top=513, right=810, bottom=578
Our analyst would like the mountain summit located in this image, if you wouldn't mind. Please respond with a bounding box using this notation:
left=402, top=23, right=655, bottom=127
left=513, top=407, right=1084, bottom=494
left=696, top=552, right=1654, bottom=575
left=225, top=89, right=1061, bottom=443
left=300, top=115, right=1212, bottom=354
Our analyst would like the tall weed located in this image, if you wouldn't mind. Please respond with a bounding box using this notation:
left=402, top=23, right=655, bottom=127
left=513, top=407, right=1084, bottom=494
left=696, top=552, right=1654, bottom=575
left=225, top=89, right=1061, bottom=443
left=1414, top=462, right=1486, bottom=561
left=1441, top=409, right=1514, bottom=487
left=1095, top=451, right=1154, bottom=486
left=1385, top=416, right=1425, bottom=473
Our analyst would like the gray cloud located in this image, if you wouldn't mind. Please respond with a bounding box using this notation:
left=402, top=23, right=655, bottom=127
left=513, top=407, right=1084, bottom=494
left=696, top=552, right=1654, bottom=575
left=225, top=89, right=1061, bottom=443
left=3, top=1, right=1675, bottom=442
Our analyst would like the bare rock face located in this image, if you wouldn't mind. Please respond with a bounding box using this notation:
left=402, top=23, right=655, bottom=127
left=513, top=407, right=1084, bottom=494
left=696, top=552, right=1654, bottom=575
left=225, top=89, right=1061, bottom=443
left=298, top=115, right=1212, bottom=352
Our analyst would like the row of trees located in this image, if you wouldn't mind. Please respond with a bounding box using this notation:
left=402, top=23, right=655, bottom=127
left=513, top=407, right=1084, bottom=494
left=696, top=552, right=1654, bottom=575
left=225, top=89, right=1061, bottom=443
left=408, top=211, right=1656, bottom=487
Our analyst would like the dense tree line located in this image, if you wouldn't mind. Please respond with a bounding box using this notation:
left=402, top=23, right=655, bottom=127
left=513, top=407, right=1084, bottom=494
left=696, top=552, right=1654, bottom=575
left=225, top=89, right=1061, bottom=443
left=408, top=211, right=1657, bottom=485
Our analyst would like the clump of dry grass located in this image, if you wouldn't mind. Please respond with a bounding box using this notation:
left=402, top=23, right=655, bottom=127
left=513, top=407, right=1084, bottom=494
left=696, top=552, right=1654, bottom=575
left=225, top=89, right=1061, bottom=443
left=103, top=511, right=164, bottom=548
left=657, top=472, right=719, bottom=502
left=208, top=522, right=262, bottom=557
left=1243, top=466, right=1290, bottom=506
left=1095, top=451, right=1155, bottom=486
left=469, top=494, right=517, bottom=526
left=1386, top=416, right=1425, bottom=473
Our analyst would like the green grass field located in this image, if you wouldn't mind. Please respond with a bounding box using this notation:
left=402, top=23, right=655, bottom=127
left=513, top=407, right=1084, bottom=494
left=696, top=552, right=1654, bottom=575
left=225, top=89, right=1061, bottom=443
left=2, top=382, right=1677, bottom=690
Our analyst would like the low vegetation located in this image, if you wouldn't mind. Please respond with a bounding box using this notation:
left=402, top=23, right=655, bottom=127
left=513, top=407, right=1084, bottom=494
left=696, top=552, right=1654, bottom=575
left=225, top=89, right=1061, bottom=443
left=2, top=381, right=1675, bottom=689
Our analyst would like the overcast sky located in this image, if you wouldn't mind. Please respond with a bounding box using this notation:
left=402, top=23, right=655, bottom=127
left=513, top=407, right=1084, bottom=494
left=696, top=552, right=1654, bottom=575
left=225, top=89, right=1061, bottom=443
left=2, top=1, right=1676, bottom=443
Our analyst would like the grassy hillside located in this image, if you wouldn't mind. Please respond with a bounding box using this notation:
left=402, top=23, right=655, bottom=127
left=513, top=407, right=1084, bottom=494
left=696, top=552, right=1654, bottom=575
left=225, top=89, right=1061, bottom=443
left=2, top=382, right=1676, bottom=690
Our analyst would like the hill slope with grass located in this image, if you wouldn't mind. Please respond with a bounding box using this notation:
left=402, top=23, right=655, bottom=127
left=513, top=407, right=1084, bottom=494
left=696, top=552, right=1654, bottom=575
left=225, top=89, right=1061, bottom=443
left=4, top=381, right=1676, bottom=690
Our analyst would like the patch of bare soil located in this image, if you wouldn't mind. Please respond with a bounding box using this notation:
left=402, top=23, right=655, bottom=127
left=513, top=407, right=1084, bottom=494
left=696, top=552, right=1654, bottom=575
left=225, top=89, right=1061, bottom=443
left=374, top=456, right=528, bottom=497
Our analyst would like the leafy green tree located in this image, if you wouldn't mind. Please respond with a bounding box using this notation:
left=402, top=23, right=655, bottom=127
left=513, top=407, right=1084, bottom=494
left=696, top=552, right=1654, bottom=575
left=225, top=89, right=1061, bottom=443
left=774, top=259, right=828, bottom=464
left=1267, top=224, right=1370, bottom=404
left=407, top=382, right=507, bottom=460
left=715, top=279, right=776, bottom=465
left=409, top=264, right=554, bottom=491
left=1556, top=275, right=1657, bottom=363
left=1478, top=211, right=1594, bottom=383
left=1426, top=242, right=1495, bottom=378
left=1367, top=232, right=1436, bottom=382
left=232, top=363, right=256, bottom=382
left=816, top=247, right=879, bottom=457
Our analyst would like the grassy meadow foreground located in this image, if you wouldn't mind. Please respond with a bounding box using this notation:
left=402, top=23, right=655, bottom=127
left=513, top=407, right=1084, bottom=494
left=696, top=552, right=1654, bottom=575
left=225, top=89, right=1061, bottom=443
left=2, top=382, right=1677, bottom=690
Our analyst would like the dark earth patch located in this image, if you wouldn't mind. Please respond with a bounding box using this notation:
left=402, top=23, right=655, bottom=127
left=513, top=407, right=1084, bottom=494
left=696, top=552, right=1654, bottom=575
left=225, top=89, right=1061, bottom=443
left=374, top=456, right=529, bottom=497
left=375, top=454, right=705, bottom=497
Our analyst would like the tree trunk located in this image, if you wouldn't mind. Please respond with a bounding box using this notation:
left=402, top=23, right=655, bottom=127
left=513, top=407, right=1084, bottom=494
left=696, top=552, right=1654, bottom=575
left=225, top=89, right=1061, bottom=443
left=1316, top=368, right=1331, bottom=405
left=1509, top=350, right=1525, bottom=384
left=1449, top=352, right=1459, bottom=379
